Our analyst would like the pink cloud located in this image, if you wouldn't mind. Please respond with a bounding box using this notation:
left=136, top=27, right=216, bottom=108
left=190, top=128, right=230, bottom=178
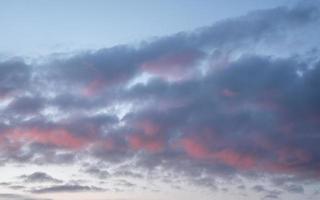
left=5, top=128, right=89, bottom=150
left=82, top=79, right=106, bottom=97
left=136, top=120, right=162, bottom=136
left=214, top=149, right=256, bottom=169
left=180, top=136, right=256, bottom=170
left=180, top=137, right=211, bottom=159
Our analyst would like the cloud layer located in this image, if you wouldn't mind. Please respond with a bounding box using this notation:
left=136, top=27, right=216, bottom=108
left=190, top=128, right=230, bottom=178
left=1, top=1, right=320, bottom=200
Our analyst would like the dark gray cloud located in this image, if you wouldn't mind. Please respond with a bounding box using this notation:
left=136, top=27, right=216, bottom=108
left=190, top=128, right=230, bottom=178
left=0, top=60, right=31, bottom=97
left=30, top=184, right=104, bottom=194
left=8, top=185, right=25, bottom=190
left=252, top=185, right=283, bottom=200
left=113, top=170, right=144, bottom=179
left=82, top=166, right=110, bottom=179
left=285, top=184, right=304, bottom=194
left=6, top=96, right=45, bottom=114
left=20, top=172, right=62, bottom=184
left=0, top=193, right=51, bottom=200
left=0, top=182, right=10, bottom=186
left=238, top=185, right=246, bottom=190
left=116, top=180, right=136, bottom=188
left=263, top=193, right=280, bottom=199
left=253, top=185, right=266, bottom=193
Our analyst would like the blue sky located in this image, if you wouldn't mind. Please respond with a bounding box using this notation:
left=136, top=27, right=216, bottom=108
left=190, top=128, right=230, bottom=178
left=0, top=1, right=320, bottom=200
left=1, top=0, right=295, bottom=57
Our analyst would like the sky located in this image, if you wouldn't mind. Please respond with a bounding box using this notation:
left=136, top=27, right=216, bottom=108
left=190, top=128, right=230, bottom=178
left=0, top=0, right=320, bottom=200
left=0, top=0, right=295, bottom=57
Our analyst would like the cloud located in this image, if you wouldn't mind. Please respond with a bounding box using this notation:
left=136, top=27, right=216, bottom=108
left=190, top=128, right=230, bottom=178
left=253, top=185, right=267, bottom=193
left=0, top=60, right=31, bottom=98
left=116, top=180, right=136, bottom=188
left=0, top=193, right=51, bottom=200
left=263, top=193, right=280, bottom=199
left=252, top=185, right=283, bottom=200
left=82, top=166, right=110, bottom=179
left=30, top=184, right=104, bottom=194
left=113, top=170, right=143, bottom=179
left=6, top=96, right=45, bottom=114
left=19, top=172, right=62, bottom=184
left=4, top=128, right=88, bottom=150
left=285, top=184, right=304, bottom=194
left=141, top=49, right=205, bottom=81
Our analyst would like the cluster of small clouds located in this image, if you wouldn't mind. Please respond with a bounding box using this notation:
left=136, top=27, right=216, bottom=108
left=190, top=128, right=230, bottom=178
left=1, top=1, right=320, bottom=199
